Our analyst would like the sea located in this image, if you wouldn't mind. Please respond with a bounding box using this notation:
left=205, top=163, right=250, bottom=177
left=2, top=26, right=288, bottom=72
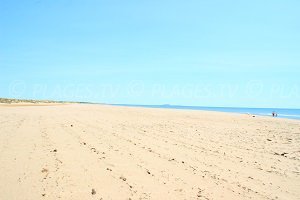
left=112, top=104, right=300, bottom=120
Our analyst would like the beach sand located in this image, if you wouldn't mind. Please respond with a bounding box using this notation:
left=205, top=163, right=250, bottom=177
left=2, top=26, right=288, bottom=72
left=0, top=104, right=299, bottom=200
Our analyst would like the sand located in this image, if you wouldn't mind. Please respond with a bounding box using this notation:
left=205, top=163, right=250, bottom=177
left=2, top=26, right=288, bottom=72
left=0, top=104, right=299, bottom=200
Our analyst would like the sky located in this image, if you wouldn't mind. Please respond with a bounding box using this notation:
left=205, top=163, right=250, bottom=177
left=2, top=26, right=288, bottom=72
left=0, top=0, right=299, bottom=108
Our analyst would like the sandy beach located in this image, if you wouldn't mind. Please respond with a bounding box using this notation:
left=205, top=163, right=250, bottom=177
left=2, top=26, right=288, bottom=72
left=0, top=104, right=299, bottom=200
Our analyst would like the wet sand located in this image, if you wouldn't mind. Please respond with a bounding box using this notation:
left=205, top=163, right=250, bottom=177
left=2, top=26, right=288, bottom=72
left=0, top=104, right=299, bottom=200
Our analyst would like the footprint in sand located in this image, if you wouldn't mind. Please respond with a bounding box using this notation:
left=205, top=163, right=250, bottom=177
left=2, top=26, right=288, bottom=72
left=41, top=168, right=48, bottom=173
left=91, top=188, right=96, bottom=195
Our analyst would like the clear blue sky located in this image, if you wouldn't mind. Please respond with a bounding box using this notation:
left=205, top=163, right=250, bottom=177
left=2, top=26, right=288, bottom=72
left=1, top=0, right=299, bottom=108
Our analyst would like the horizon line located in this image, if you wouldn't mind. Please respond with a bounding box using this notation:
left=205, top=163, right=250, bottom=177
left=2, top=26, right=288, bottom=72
left=1, top=97, right=299, bottom=110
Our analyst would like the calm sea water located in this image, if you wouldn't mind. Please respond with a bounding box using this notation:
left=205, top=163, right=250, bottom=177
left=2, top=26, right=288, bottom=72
left=113, top=104, right=300, bottom=120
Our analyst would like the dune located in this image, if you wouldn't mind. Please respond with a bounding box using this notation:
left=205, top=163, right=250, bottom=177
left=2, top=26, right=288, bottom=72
left=0, top=104, right=299, bottom=200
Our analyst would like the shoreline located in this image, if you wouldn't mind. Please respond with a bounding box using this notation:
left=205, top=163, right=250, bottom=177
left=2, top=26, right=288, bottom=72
left=110, top=103, right=300, bottom=121
left=1, top=97, right=298, bottom=120
left=1, top=101, right=299, bottom=121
